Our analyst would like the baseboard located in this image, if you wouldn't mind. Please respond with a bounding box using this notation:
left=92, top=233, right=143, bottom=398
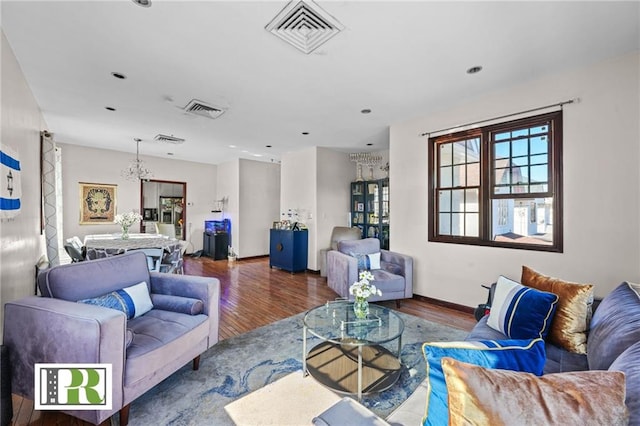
left=412, top=294, right=474, bottom=314
left=233, top=254, right=269, bottom=261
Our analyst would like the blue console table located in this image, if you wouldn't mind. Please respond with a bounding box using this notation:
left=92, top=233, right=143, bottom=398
left=269, top=229, right=308, bottom=273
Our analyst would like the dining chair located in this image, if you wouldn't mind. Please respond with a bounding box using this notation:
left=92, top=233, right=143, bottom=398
left=135, top=248, right=164, bottom=272
left=64, top=237, right=86, bottom=263
left=34, top=254, right=49, bottom=295
left=156, top=223, right=189, bottom=274
left=157, top=223, right=176, bottom=238
left=173, top=240, right=189, bottom=274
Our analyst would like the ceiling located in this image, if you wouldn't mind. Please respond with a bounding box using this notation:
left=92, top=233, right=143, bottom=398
left=2, top=1, right=639, bottom=165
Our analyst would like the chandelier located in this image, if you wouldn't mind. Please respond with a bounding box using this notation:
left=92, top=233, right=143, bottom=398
left=349, top=152, right=382, bottom=181
left=122, top=138, right=153, bottom=181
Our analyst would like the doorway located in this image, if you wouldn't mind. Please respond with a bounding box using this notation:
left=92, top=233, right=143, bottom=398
left=140, top=179, right=186, bottom=240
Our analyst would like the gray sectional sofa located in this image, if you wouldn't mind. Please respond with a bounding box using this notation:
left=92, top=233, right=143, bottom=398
left=315, top=281, right=640, bottom=425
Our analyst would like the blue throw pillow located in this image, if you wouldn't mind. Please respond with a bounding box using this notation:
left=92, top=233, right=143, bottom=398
left=487, top=275, right=558, bottom=339
left=350, top=252, right=381, bottom=270
left=422, top=338, right=546, bottom=426
left=78, top=281, right=153, bottom=319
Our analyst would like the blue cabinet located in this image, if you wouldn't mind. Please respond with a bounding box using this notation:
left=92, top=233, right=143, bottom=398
left=269, top=229, right=308, bottom=273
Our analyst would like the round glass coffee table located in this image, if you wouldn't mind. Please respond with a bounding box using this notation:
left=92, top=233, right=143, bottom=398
left=302, top=301, right=405, bottom=400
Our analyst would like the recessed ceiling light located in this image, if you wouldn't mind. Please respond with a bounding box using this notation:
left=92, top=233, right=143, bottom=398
left=105, top=106, right=116, bottom=111
left=361, top=109, right=372, bottom=114
left=131, top=0, right=151, bottom=7
left=229, top=145, right=236, bottom=148
left=253, top=154, right=263, bottom=157
left=466, top=66, right=483, bottom=74
left=302, top=132, right=309, bottom=135
left=111, top=72, right=127, bottom=80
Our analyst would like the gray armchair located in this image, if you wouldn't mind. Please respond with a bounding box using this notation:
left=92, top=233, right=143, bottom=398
left=3, top=251, right=219, bottom=425
left=319, top=226, right=362, bottom=277
left=327, top=238, right=413, bottom=306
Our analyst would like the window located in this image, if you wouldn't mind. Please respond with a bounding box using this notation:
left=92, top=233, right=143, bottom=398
left=428, top=111, right=563, bottom=252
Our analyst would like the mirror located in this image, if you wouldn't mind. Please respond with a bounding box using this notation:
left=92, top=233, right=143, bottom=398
left=140, top=179, right=186, bottom=240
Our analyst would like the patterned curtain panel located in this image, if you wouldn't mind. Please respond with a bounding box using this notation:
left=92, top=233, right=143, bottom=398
left=42, top=132, right=60, bottom=266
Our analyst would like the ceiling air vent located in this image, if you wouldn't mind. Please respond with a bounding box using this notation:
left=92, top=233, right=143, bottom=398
left=265, top=0, right=344, bottom=54
left=154, top=134, right=185, bottom=144
left=183, top=99, right=226, bottom=120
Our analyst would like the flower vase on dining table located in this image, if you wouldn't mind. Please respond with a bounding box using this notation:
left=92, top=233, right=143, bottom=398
left=114, top=211, right=142, bottom=241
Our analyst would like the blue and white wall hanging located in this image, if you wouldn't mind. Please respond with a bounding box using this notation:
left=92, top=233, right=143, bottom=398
left=1, top=144, right=22, bottom=218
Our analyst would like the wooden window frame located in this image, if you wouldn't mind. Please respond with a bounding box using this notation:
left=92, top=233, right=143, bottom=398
left=428, top=111, right=563, bottom=252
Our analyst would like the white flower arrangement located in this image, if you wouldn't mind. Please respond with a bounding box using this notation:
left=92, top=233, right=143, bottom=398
left=114, top=211, right=143, bottom=228
left=349, top=270, right=382, bottom=300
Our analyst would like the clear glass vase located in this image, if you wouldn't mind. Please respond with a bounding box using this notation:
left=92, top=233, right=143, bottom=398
left=121, top=225, right=130, bottom=240
left=353, top=298, right=369, bottom=320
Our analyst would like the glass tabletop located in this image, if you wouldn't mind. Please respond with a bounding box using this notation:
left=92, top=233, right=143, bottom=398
left=303, top=301, right=404, bottom=345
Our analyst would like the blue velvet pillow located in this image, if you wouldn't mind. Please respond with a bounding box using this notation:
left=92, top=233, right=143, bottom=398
left=350, top=252, right=381, bottom=270
left=78, top=281, right=153, bottom=319
left=422, top=338, right=546, bottom=426
left=487, top=275, right=559, bottom=339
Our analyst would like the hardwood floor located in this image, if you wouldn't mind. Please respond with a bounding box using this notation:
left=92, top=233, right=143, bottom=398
left=9, top=256, right=475, bottom=426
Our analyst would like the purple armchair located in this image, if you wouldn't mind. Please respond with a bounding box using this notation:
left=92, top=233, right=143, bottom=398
left=326, top=238, right=413, bottom=306
left=3, top=251, right=220, bottom=425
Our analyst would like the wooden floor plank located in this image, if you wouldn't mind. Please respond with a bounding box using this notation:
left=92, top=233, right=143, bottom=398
left=8, top=255, right=475, bottom=425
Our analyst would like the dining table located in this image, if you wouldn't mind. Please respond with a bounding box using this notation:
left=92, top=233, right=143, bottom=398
left=83, top=233, right=182, bottom=267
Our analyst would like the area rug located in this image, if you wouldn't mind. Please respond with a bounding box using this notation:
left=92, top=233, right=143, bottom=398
left=224, top=371, right=341, bottom=425
left=116, top=310, right=468, bottom=425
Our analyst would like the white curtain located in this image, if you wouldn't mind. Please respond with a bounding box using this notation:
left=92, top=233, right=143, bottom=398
left=42, top=132, right=63, bottom=266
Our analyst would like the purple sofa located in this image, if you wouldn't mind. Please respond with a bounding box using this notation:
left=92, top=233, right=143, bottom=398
left=3, top=251, right=220, bottom=425
left=315, top=281, right=640, bottom=425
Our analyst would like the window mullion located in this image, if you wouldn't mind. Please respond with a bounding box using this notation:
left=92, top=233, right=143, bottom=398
left=480, top=130, right=490, bottom=241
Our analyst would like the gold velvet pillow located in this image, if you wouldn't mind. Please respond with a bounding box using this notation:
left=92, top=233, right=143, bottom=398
left=521, top=266, right=594, bottom=354
left=442, top=357, right=628, bottom=426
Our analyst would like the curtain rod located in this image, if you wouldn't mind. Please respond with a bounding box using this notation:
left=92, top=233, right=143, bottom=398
left=419, top=98, right=579, bottom=138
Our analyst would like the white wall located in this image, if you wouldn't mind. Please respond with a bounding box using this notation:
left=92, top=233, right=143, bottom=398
left=216, top=160, right=239, bottom=253
left=281, top=147, right=377, bottom=271
left=0, top=31, right=47, bottom=341
left=238, top=159, right=280, bottom=257
left=58, top=143, right=217, bottom=252
left=316, top=148, right=356, bottom=266
left=390, top=52, right=640, bottom=306
left=281, top=147, right=317, bottom=269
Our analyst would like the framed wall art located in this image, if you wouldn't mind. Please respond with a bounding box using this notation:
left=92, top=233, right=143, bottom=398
left=79, top=182, right=117, bottom=224
left=1, top=143, right=22, bottom=219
